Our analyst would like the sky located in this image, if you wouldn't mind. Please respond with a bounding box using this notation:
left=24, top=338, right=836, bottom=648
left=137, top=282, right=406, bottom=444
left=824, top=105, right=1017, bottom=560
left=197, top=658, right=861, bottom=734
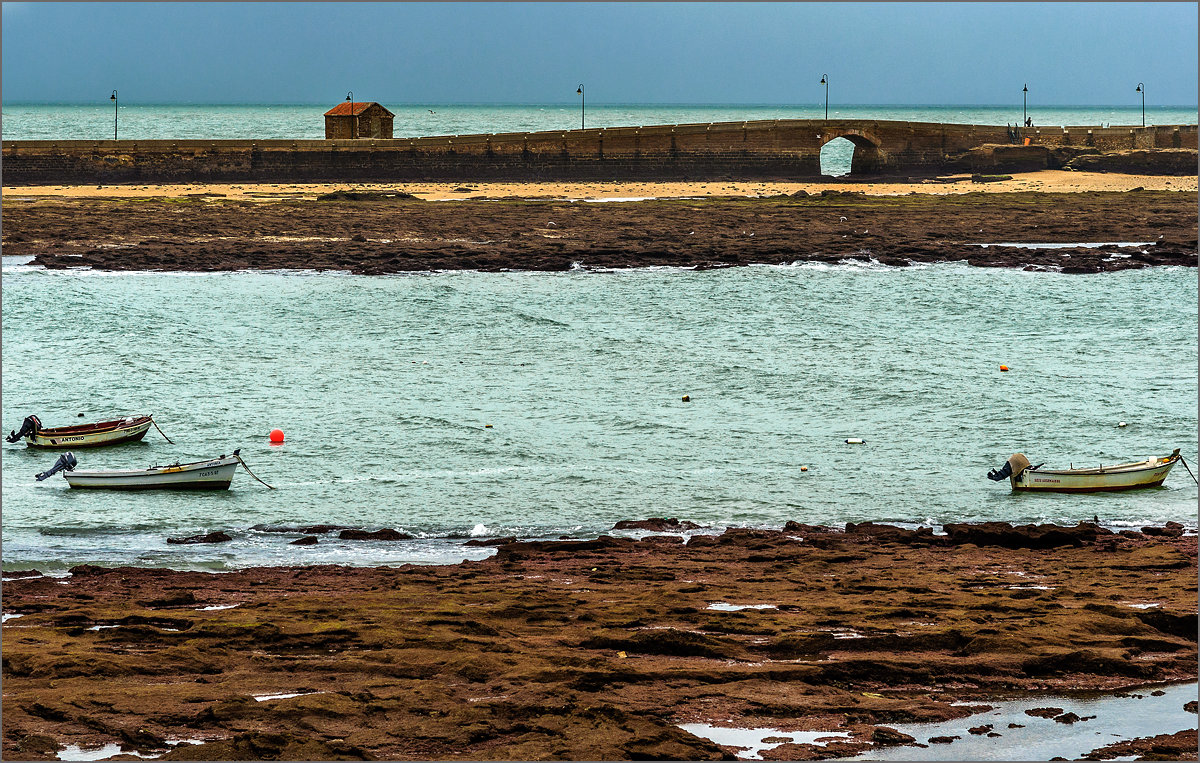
left=2, top=2, right=1197, bottom=106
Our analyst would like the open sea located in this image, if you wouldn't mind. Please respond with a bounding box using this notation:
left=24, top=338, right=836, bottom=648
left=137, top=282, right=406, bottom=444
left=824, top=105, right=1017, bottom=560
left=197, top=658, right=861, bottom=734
left=3, top=103, right=1198, bottom=142
left=2, top=255, right=1196, bottom=572
left=2, top=103, right=1197, bottom=572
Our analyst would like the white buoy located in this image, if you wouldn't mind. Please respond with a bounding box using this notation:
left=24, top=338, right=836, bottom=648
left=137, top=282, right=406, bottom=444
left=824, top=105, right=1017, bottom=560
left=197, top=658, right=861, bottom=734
left=1117, top=421, right=1128, bottom=427
left=845, top=438, right=866, bottom=444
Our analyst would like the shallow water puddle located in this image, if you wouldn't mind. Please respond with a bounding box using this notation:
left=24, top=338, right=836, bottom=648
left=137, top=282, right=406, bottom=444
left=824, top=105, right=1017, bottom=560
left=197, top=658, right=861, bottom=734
left=3, top=613, right=25, bottom=622
left=843, top=681, right=1197, bottom=761
left=679, top=724, right=851, bottom=759
left=57, top=742, right=157, bottom=760
left=252, top=691, right=322, bottom=702
left=196, top=604, right=240, bottom=611
left=707, top=602, right=777, bottom=612
left=976, top=242, right=1153, bottom=249
left=57, top=739, right=202, bottom=761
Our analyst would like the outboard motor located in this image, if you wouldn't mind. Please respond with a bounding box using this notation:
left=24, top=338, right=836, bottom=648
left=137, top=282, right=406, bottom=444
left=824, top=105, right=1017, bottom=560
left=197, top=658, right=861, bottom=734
left=7, top=415, right=42, bottom=443
left=988, top=453, right=1032, bottom=482
left=36, top=452, right=77, bottom=482
left=987, top=461, right=1013, bottom=482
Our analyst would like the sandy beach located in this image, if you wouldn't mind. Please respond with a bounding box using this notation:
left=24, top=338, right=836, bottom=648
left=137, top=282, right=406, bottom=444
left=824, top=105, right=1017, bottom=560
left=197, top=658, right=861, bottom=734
left=2, top=521, right=1195, bottom=760
left=3, top=169, right=1195, bottom=202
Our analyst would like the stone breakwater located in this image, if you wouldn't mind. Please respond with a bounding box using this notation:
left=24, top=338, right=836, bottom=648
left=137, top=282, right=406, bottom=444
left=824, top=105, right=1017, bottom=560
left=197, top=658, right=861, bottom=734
left=2, top=521, right=1194, bottom=760
left=3, top=119, right=1195, bottom=184
left=5, top=190, right=1196, bottom=275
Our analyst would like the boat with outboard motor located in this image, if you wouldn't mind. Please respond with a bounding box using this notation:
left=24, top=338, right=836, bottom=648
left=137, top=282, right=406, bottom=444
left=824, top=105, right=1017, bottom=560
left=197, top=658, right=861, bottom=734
left=6, top=414, right=164, bottom=448
left=987, top=449, right=1182, bottom=492
left=34, top=449, right=268, bottom=490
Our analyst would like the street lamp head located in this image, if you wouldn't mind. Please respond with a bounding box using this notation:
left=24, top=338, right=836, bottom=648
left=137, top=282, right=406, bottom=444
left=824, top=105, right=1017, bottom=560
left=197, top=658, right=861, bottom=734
left=1022, top=84, right=1028, bottom=93
left=1136, top=83, right=1143, bottom=92
left=577, top=85, right=583, bottom=95
left=820, top=75, right=826, bottom=85
left=110, top=90, right=117, bottom=100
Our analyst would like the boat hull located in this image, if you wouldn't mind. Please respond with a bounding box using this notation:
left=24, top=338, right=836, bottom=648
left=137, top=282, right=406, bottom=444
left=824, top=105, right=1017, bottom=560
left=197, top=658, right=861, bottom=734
left=64, top=457, right=238, bottom=490
left=24, top=417, right=153, bottom=449
left=1012, top=456, right=1178, bottom=493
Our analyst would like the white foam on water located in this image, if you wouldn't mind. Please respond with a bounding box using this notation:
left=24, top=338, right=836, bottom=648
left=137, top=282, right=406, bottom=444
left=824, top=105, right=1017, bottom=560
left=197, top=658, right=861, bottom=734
left=470, top=523, right=489, bottom=537
left=3, top=613, right=26, bottom=622
left=679, top=724, right=852, bottom=759
left=197, top=604, right=240, bottom=611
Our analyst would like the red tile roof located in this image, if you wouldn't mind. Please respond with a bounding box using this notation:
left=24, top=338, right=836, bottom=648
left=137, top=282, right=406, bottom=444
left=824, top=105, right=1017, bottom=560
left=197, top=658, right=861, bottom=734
left=324, top=101, right=393, bottom=117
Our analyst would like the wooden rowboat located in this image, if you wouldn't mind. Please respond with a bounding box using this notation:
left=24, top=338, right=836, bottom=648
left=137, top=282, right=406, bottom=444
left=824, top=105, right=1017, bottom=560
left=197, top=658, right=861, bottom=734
left=59, top=454, right=241, bottom=490
left=6, top=414, right=155, bottom=449
left=988, top=449, right=1181, bottom=493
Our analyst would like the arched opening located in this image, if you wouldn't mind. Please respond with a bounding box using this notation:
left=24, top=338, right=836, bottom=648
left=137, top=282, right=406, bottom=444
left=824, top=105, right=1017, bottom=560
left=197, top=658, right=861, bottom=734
left=819, top=137, right=855, bottom=176
left=819, top=133, right=884, bottom=177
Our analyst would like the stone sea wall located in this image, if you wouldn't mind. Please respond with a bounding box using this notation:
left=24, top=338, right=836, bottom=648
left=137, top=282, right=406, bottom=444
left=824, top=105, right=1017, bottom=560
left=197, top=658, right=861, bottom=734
left=2, top=119, right=1195, bottom=184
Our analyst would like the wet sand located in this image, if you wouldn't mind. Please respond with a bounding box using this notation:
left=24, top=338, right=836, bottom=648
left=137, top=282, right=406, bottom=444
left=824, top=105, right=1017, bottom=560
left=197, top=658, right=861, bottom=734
left=4, top=170, right=1196, bottom=201
left=4, top=189, right=1196, bottom=274
left=2, top=522, right=1195, bottom=760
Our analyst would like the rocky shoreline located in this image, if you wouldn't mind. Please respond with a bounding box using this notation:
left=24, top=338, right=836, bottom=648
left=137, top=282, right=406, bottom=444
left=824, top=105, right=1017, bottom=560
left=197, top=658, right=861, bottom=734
left=2, top=520, right=1195, bottom=760
left=4, top=190, right=1196, bottom=275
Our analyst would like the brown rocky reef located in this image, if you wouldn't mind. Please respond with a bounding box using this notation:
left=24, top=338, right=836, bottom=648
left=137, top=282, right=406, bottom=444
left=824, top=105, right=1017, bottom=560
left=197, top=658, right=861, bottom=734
left=2, top=522, right=1195, bottom=760
left=4, top=191, right=1195, bottom=274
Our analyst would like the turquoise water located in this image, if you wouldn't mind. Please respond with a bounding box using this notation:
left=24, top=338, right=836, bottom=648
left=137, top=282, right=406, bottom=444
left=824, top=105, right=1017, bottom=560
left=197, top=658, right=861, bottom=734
left=2, top=103, right=1196, bottom=141
left=2, top=257, right=1196, bottom=572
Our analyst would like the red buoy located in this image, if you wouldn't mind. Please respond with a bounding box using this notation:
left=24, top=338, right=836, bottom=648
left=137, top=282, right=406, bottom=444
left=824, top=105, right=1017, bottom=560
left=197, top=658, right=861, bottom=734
left=269, top=428, right=285, bottom=444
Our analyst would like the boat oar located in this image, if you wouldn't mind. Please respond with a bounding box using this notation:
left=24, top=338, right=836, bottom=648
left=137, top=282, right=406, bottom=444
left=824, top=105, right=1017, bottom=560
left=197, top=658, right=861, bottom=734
left=1178, top=455, right=1199, bottom=485
left=150, top=415, right=175, bottom=444
left=232, top=448, right=275, bottom=489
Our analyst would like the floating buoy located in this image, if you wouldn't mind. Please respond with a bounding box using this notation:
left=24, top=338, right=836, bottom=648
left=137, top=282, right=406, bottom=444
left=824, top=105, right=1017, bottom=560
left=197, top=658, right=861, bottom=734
left=800, top=466, right=808, bottom=472
left=846, top=438, right=866, bottom=444
left=269, top=428, right=285, bottom=444
left=1118, top=421, right=1128, bottom=428
left=999, top=365, right=1010, bottom=372
left=682, top=395, right=691, bottom=402
left=484, top=424, right=493, bottom=428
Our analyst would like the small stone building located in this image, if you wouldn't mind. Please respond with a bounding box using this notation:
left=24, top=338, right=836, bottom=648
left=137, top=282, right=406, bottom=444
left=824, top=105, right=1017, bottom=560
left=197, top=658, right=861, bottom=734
left=324, top=101, right=395, bottom=139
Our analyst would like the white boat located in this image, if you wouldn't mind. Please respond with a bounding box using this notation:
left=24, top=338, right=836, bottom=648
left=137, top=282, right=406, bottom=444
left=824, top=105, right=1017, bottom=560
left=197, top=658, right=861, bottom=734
left=988, top=449, right=1181, bottom=493
left=38, top=453, right=241, bottom=490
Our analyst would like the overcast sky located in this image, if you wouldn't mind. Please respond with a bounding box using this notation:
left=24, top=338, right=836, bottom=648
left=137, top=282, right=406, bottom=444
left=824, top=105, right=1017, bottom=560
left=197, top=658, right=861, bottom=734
left=2, top=2, right=1196, bottom=106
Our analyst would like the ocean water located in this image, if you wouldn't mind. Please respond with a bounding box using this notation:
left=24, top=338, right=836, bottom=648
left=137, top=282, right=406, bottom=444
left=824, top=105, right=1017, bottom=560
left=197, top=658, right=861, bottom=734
left=2, top=257, right=1196, bottom=572
left=3, top=103, right=1196, bottom=142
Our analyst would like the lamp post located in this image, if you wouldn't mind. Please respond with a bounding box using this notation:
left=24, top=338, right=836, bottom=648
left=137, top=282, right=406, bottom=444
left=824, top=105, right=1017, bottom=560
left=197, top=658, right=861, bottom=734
left=820, top=74, right=828, bottom=121
left=576, top=84, right=585, bottom=129
left=1136, top=83, right=1145, bottom=127
left=1022, top=84, right=1028, bottom=127
left=346, top=91, right=356, bottom=138
left=110, top=90, right=118, bottom=140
